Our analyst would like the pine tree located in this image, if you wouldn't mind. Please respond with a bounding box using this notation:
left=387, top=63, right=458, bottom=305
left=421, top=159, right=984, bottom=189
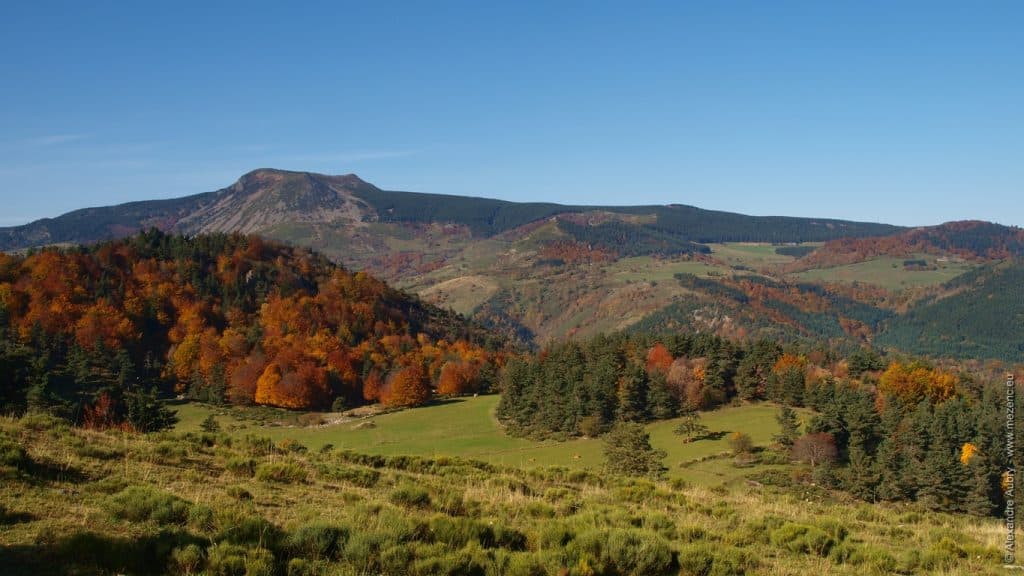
left=874, top=401, right=914, bottom=502
left=645, top=370, right=676, bottom=420
left=616, top=361, right=649, bottom=422
left=773, top=406, right=800, bottom=447
left=963, top=458, right=997, bottom=516
left=735, top=339, right=781, bottom=401
left=124, top=386, right=178, bottom=432
left=603, top=422, right=667, bottom=478
left=916, top=442, right=967, bottom=512
left=845, top=444, right=880, bottom=501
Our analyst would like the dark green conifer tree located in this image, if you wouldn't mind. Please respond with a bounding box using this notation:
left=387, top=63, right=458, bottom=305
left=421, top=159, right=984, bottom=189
left=773, top=406, right=801, bottom=447
left=616, top=361, right=649, bottom=423
left=603, top=422, right=667, bottom=478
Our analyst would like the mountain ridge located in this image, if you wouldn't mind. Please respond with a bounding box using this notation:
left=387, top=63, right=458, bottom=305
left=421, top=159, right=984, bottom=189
left=0, top=168, right=903, bottom=252
left=2, top=169, right=1020, bottom=362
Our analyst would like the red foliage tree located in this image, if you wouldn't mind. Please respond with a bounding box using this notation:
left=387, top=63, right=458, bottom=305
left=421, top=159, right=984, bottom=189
left=645, top=343, right=673, bottom=375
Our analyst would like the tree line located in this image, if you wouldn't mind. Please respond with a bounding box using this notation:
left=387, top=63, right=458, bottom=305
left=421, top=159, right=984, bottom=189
left=497, top=332, right=1019, bottom=515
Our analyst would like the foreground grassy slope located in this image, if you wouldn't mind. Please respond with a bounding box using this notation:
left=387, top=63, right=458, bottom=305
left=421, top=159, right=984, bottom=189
left=0, top=411, right=1005, bottom=576
left=174, top=397, right=795, bottom=486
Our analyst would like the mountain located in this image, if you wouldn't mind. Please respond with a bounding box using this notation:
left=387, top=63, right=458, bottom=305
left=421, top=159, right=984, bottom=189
left=0, top=168, right=901, bottom=253
left=1, top=169, right=1020, bottom=363
left=875, top=262, right=1024, bottom=361
left=785, top=220, right=1024, bottom=272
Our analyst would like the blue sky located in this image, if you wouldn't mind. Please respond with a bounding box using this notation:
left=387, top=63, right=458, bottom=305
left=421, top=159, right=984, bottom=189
left=1, top=1, right=1021, bottom=227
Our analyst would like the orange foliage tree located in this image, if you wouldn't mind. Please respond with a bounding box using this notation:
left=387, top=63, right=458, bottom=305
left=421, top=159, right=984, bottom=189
left=878, top=361, right=957, bottom=406
left=383, top=361, right=431, bottom=408
left=645, top=343, right=674, bottom=375
left=437, top=360, right=480, bottom=396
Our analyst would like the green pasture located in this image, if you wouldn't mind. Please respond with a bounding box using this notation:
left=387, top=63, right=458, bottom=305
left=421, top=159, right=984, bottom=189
left=790, top=255, right=975, bottom=290
left=173, top=396, right=805, bottom=485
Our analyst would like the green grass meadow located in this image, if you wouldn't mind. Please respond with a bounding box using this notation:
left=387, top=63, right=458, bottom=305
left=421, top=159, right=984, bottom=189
left=790, top=255, right=976, bottom=290
left=174, top=396, right=804, bottom=486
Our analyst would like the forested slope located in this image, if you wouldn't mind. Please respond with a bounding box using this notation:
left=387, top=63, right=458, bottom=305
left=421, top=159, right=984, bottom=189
left=0, top=230, right=502, bottom=429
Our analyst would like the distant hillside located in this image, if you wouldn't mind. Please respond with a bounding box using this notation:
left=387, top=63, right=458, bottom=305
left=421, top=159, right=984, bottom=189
left=875, top=262, right=1024, bottom=361
left=786, top=220, right=1024, bottom=271
left=4, top=169, right=1022, bottom=363
left=0, top=169, right=901, bottom=254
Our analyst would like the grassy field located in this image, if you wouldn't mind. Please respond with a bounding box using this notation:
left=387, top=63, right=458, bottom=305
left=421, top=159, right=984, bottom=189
left=173, top=397, right=805, bottom=486
left=790, top=255, right=976, bottom=290
left=604, top=256, right=726, bottom=284
left=707, top=243, right=820, bottom=268
left=0, top=408, right=1006, bottom=575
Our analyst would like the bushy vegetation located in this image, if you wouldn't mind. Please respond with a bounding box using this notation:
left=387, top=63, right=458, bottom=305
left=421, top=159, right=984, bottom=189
left=0, top=412, right=1006, bottom=575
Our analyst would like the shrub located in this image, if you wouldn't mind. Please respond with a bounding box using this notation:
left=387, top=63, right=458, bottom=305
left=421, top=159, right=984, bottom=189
left=205, top=542, right=247, bottom=576
left=770, top=522, right=836, bottom=556
left=920, top=537, right=969, bottom=570
left=212, top=507, right=280, bottom=548
left=188, top=504, right=215, bottom=533
left=286, top=558, right=316, bottom=576
left=485, top=476, right=534, bottom=496
left=678, top=542, right=756, bottom=576
left=503, top=552, right=549, bottom=576
left=535, top=524, right=575, bottom=550
left=429, top=516, right=493, bottom=548
left=604, top=529, right=675, bottom=575
left=435, top=488, right=467, bottom=516
left=277, top=438, right=308, bottom=454
left=523, top=501, right=556, bottom=519
left=242, top=435, right=279, bottom=457
left=90, top=476, right=129, bottom=495
left=285, top=522, right=349, bottom=561
left=829, top=542, right=897, bottom=570
left=614, top=479, right=657, bottom=503
left=200, top=415, right=221, bottom=434
left=746, top=468, right=792, bottom=487
left=104, top=485, right=191, bottom=525
left=642, top=514, right=676, bottom=539
left=170, top=544, right=205, bottom=575
left=20, top=411, right=68, bottom=433
left=226, top=486, right=253, bottom=501
left=727, top=432, right=753, bottom=455
left=151, top=440, right=188, bottom=462
left=675, top=524, right=710, bottom=543
left=389, top=483, right=431, bottom=508
left=343, top=531, right=390, bottom=571
left=319, top=465, right=380, bottom=488
left=255, top=461, right=308, bottom=484
left=410, top=545, right=492, bottom=576
left=225, top=457, right=256, bottom=478
left=493, top=525, right=528, bottom=551
left=0, top=437, right=31, bottom=474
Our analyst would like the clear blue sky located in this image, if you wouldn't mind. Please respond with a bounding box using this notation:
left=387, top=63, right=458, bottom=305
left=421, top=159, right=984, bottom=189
left=1, top=1, right=1021, bottom=227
